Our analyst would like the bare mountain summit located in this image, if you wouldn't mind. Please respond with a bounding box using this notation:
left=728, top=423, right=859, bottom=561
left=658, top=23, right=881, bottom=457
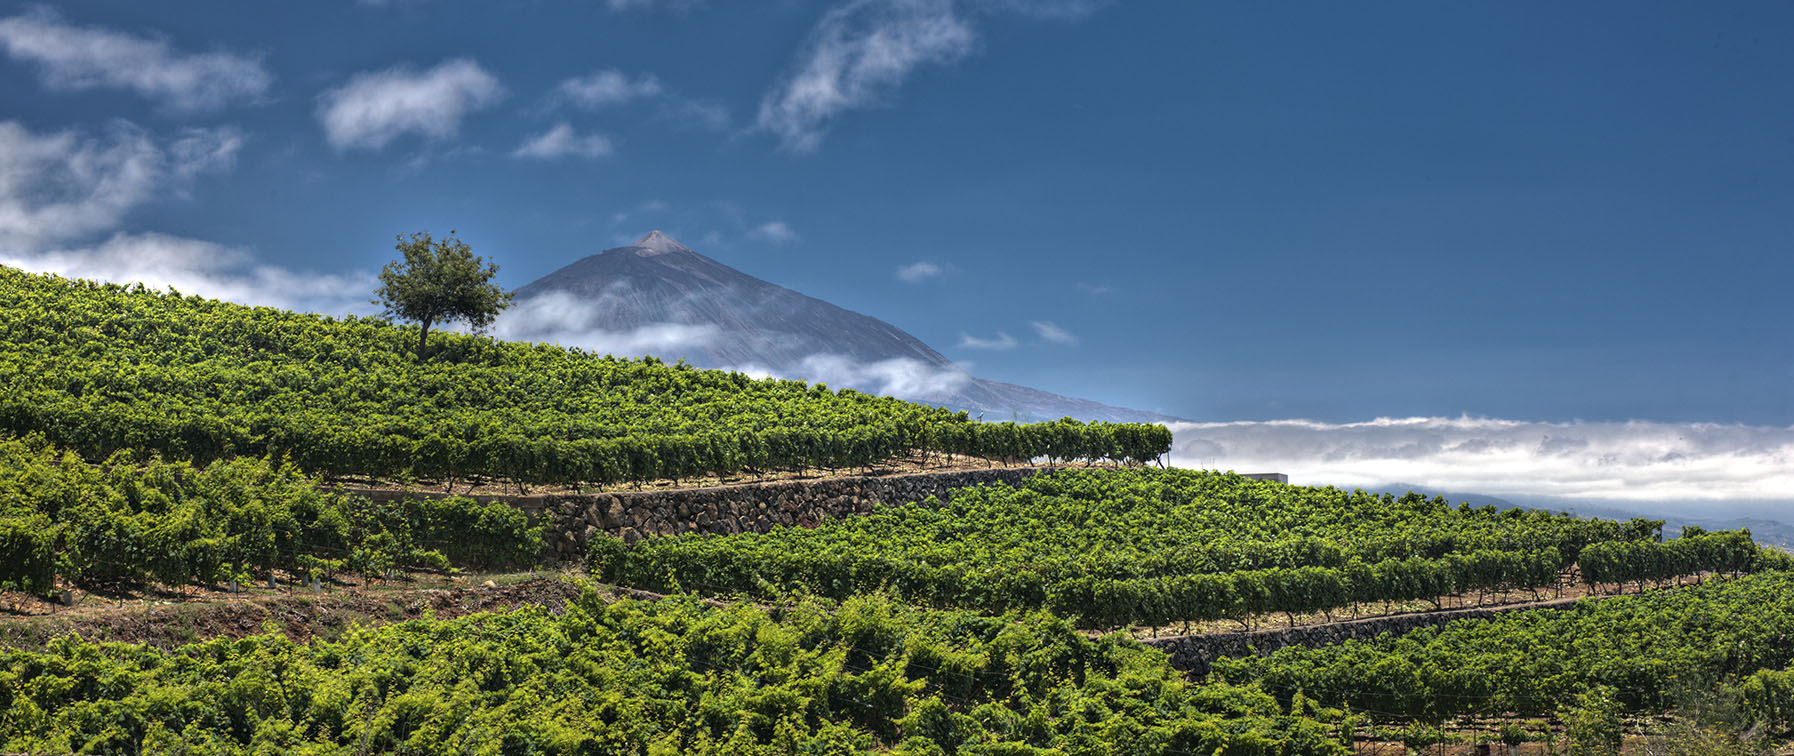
left=510, top=231, right=1175, bottom=423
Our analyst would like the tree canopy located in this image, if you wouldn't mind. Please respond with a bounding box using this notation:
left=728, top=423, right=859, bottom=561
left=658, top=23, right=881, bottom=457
left=374, top=230, right=513, bottom=358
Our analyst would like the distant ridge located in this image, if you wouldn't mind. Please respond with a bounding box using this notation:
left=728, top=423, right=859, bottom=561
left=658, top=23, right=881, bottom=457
left=511, top=231, right=1175, bottom=423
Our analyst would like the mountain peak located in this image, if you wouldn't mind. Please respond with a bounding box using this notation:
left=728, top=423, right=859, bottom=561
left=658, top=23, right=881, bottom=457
left=633, top=230, right=690, bottom=256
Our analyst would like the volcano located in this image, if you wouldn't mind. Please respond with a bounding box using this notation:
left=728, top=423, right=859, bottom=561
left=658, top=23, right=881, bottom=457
left=510, top=231, right=1174, bottom=423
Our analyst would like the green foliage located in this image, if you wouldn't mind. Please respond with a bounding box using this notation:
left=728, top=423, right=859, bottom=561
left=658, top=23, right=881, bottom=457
left=1562, top=686, right=1623, bottom=756
left=1210, top=570, right=1794, bottom=722
left=585, top=531, right=629, bottom=579
left=0, top=267, right=1171, bottom=486
left=0, top=434, right=540, bottom=593
left=1580, top=533, right=1761, bottom=589
left=1734, top=664, right=1794, bottom=736
left=0, top=592, right=1352, bottom=755
left=610, top=469, right=1681, bottom=629
left=375, top=230, right=515, bottom=359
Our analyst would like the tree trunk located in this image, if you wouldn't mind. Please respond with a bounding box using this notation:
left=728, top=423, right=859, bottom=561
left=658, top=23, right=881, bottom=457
left=416, top=318, right=432, bottom=360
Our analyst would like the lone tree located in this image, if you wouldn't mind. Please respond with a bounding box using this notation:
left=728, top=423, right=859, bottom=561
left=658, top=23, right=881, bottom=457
left=374, top=230, right=514, bottom=359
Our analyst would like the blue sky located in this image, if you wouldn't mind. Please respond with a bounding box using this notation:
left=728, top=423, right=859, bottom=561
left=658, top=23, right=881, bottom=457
left=3, top=1, right=1791, bottom=506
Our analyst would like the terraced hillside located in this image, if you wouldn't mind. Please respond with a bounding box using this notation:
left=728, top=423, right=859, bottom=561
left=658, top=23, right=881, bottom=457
left=0, top=268, right=1170, bottom=488
left=602, top=468, right=1783, bottom=630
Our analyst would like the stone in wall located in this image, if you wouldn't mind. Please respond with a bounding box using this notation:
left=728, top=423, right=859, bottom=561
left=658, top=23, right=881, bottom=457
left=507, top=466, right=1046, bottom=560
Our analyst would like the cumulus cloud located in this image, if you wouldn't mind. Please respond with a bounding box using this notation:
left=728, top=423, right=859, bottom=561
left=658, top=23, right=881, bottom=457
left=512, top=123, right=614, bottom=159
left=316, top=59, right=502, bottom=151
left=896, top=261, right=941, bottom=283
left=0, top=120, right=241, bottom=249
left=1030, top=320, right=1075, bottom=344
left=0, top=232, right=378, bottom=315
left=0, top=9, right=270, bottom=112
left=555, top=69, right=664, bottom=109
left=1166, top=416, right=1794, bottom=506
left=959, top=331, right=1017, bottom=350
left=747, top=221, right=799, bottom=244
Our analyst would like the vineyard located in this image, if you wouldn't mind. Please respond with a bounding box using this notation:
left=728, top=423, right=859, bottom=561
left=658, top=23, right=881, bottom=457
left=0, top=433, right=540, bottom=596
left=599, top=469, right=1774, bottom=630
left=2, top=268, right=1792, bottom=754
left=0, top=269, right=1170, bottom=488
left=0, top=591, right=1356, bottom=755
left=1208, top=569, right=1794, bottom=724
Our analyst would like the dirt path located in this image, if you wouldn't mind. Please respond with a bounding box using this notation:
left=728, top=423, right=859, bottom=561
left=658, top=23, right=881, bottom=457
left=0, top=575, right=590, bottom=650
left=1145, top=593, right=1586, bottom=648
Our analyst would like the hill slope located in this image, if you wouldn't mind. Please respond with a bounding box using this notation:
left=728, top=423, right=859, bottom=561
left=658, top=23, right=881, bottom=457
left=0, top=267, right=1170, bottom=486
left=511, top=231, right=1174, bottom=423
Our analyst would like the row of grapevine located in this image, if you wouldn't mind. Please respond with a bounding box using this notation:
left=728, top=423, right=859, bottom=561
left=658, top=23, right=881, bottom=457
left=0, top=269, right=1171, bottom=486
left=1578, top=528, right=1760, bottom=589
left=600, top=469, right=1750, bottom=629
left=0, top=590, right=1356, bottom=755
left=1208, top=569, right=1794, bottom=724
left=1052, top=549, right=1566, bottom=629
left=0, top=434, right=540, bottom=595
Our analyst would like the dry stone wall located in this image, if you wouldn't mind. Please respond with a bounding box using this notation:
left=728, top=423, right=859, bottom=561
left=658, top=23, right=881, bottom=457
left=347, top=466, right=1048, bottom=562
left=1142, top=597, right=1580, bottom=676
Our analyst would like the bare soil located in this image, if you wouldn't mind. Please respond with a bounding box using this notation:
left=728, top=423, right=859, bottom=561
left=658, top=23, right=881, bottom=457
left=0, top=572, right=592, bottom=650
left=1126, top=569, right=1719, bottom=641
left=321, top=450, right=1099, bottom=497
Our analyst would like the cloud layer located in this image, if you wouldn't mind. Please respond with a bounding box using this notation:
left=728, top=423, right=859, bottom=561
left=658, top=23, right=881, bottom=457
left=0, top=120, right=241, bottom=249
left=0, top=9, right=270, bottom=112
left=489, top=291, right=722, bottom=355
left=1167, top=416, right=1794, bottom=505
left=0, top=231, right=377, bottom=315
left=316, top=59, right=503, bottom=150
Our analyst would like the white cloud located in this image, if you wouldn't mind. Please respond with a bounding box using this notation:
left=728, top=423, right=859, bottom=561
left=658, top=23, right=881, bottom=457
left=756, top=0, right=1105, bottom=151
left=490, top=291, right=721, bottom=356
left=555, top=69, right=663, bottom=109
left=316, top=59, right=502, bottom=151
left=959, top=331, right=1017, bottom=350
left=896, top=261, right=941, bottom=283
left=1030, top=320, right=1076, bottom=344
left=1166, top=416, right=1794, bottom=506
left=0, top=120, right=241, bottom=249
left=512, top=123, right=614, bottom=159
left=747, top=220, right=799, bottom=244
left=0, top=9, right=270, bottom=112
left=551, top=69, right=730, bottom=131
left=782, top=354, right=972, bottom=400
left=1077, top=281, right=1113, bottom=295
left=0, top=232, right=377, bottom=315
left=757, top=0, right=976, bottom=152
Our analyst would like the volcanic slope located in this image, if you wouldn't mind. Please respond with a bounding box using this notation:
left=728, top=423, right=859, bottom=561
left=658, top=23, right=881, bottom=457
left=513, top=231, right=1173, bottom=423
